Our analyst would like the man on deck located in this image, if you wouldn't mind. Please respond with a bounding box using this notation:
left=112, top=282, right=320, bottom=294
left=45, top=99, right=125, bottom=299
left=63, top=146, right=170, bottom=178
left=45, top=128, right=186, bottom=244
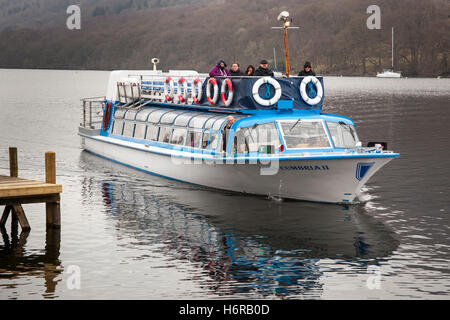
left=298, top=61, right=316, bottom=76
left=254, top=59, right=274, bottom=77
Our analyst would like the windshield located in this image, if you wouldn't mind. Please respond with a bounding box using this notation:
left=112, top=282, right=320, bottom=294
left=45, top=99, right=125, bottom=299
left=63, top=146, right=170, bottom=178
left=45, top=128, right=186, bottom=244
left=326, top=121, right=359, bottom=148
left=279, top=120, right=331, bottom=149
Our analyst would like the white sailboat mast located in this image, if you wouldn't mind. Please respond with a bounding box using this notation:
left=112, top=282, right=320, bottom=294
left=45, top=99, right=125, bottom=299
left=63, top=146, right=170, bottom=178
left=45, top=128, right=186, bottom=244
left=391, top=27, right=394, bottom=70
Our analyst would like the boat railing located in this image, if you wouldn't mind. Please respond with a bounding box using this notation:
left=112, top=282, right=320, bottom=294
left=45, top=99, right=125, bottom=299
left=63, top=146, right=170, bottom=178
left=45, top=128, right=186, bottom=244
left=118, top=73, right=209, bottom=105
left=80, top=96, right=105, bottom=129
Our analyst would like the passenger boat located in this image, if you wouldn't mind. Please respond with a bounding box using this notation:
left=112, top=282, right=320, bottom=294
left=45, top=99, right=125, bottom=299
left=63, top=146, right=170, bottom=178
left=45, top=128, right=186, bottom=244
left=78, top=69, right=399, bottom=204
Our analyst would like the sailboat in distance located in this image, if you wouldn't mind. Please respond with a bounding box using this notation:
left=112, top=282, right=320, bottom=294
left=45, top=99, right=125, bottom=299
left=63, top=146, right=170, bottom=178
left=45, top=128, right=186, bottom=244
left=377, top=27, right=402, bottom=78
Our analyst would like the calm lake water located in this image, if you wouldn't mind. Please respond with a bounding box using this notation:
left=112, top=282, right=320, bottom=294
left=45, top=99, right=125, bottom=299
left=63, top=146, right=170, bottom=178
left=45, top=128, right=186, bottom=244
left=0, top=69, right=449, bottom=299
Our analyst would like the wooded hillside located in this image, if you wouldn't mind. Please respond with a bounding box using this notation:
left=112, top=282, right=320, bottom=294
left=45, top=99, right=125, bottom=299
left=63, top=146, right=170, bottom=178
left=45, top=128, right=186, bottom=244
left=0, top=0, right=448, bottom=76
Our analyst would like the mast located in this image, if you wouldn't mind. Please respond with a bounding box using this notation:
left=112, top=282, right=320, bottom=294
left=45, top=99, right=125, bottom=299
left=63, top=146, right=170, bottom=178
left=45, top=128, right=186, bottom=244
left=391, top=27, right=394, bottom=70
left=272, top=11, right=299, bottom=77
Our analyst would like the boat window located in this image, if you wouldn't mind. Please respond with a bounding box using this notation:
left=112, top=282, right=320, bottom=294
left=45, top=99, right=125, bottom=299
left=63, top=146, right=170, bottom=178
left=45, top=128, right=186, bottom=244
left=212, top=117, right=229, bottom=131
left=185, top=130, right=202, bottom=148
left=148, top=109, right=172, bottom=124
left=111, top=120, right=124, bottom=135
left=122, top=121, right=135, bottom=137
left=233, top=122, right=281, bottom=154
left=134, top=122, right=147, bottom=139
left=158, top=126, right=172, bottom=143
left=113, top=109, right=127, bottom=119
left=174, top=113, right=199, bottom=127
left=124, top=109, right=138, bottom=120
left=201, top=132, right=210, bottom=149
left=279, top=120, right=330, bottom=149
left=160, top=110, right=187, bottom=125
left=145, top=123, right=159, bottom=141
left=171, top=128, right=187, bottom=145
left=326, top=121, right=359, bottom=148
left=204, top=116, right=222, bottom=130
left=136, top=108, right=160, bottom=122
left=188, top=115, right=211, bottom=129
left=209, top=132, right=220, bottom=150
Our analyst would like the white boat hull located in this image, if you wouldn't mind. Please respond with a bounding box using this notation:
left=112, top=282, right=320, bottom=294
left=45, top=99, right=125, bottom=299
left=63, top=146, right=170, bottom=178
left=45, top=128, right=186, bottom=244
left=80, top=133, right=397, bottom=204
left=376, top=71, right=402, bottom=78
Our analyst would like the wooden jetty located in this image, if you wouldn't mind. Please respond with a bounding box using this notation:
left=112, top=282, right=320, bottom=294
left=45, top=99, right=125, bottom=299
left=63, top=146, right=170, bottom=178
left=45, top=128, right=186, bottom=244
left=0, top=147, right=62, bottom=231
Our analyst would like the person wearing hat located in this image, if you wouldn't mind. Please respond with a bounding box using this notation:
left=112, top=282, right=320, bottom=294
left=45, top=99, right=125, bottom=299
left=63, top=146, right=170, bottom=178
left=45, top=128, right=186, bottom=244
left=298, top=61, right=316, bottom=76
left=209, top=59, right=231, bottom=77
left=254, top=59, right=274, bottom=77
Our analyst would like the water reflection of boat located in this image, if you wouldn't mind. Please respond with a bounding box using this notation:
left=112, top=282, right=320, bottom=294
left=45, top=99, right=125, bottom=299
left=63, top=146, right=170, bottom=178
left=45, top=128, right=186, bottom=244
left=81, top=153, right=399, bottom=297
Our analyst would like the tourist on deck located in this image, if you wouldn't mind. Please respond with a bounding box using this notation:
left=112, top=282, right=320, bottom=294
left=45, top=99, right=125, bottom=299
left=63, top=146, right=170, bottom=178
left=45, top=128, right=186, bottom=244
left=298, top=61, right=316, bottom=76
left=245, top=65, right=255, bottom=76
left=209, top=59, right=231, bottom=77
left=229, top=63, right=243, bottom=76
left=254, top=59, right=274, bottom=77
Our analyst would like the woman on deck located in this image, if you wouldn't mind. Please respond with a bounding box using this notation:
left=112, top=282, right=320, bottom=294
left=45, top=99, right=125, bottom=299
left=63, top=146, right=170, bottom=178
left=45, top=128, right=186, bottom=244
left=209, top=59, right=231, bottom=77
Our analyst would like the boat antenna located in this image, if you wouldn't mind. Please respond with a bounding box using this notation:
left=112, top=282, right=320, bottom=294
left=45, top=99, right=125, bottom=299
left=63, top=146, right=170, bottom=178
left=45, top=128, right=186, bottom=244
left=271, top=11, right=299, bottom=77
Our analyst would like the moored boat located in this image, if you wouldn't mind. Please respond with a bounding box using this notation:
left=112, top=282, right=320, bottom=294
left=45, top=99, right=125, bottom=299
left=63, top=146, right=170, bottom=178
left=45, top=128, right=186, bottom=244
left=78, top=69, right=399, bottom=204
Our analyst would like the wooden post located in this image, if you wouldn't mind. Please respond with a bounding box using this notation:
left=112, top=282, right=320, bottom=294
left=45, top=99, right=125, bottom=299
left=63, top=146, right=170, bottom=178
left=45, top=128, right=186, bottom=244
left=9, top=147, right=18, bottom=178
left=12, top=205, right=30, bottom=232
left=45, top=152, right=60, bottom=229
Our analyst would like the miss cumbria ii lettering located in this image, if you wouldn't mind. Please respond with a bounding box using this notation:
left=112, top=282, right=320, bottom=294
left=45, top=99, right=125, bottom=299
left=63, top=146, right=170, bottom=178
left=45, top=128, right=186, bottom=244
left=280, top=165, right=330, bottom=171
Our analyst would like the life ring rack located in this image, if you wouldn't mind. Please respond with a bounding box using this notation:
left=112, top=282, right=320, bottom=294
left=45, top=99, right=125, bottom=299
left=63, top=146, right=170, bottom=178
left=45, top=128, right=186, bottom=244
left=299, top=76, right=323, bottom=106
left=251, top=77, right=282, bottom=106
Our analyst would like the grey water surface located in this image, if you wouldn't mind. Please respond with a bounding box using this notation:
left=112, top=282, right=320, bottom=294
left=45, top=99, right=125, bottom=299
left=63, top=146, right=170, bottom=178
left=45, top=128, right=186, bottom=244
left=0, top=69, right=449, bottom=299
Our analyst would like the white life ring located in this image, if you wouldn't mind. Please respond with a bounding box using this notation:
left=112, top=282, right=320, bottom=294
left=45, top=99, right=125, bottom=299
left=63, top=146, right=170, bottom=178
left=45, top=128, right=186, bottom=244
left=177, top=77, right=188, bottom=103
left=206, top=78, right=219, bottom=105
left=220, top=78, right=234, bottom=106
left=164, top=77, right=175, bottom=102
left=299, top=76, right=323, bottom=105
left=192, top=78, right=203, bottom=104
left=252, top=77, right=282, bottom=106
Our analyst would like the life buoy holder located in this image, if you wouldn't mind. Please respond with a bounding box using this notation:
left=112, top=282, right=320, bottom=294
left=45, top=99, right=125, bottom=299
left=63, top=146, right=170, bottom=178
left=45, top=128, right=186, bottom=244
left=164, top=77, right=175, bottom=102
left=177, top=77, right=188, bottom=103
left=206, top=78, right=219, bottom=105
left=252, top=77, right=282, bottom=106
left=102, top=102, right=112, bottom=131
left=299, top=76, right=323, bottom=105
left=192, top=78, right=203, bottom=104
left=221, top=78, right=234, bottom=106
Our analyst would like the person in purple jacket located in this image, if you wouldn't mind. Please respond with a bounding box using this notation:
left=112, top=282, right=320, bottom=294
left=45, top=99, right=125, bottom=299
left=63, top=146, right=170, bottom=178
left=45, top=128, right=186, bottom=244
left=209, top=59, right=231, bottom=77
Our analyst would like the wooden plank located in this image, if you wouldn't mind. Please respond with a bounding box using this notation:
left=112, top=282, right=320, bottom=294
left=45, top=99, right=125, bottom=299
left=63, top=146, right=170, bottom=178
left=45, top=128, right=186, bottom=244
left=12, top=205, right=31, bottom=231
left=0, top=181, right=43, bottom=187
left=0, top=194, right=60, bottom=206
left=0, top=184, right=62, bottom=198
left=0, top=205, right=12, bottom=226
left=9, top=147, right=18, bottom=178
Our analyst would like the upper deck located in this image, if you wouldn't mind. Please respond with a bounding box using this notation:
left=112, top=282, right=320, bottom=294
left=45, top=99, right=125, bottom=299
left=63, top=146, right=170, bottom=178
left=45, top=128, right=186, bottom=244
left=106, top=70, right=324, bottom=113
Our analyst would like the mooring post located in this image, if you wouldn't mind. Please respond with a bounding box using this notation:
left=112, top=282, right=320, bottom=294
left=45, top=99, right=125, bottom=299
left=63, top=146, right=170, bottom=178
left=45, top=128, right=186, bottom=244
left=45, top=152, right=61, bottom=229
left=9, top=147, right=18, bottom=178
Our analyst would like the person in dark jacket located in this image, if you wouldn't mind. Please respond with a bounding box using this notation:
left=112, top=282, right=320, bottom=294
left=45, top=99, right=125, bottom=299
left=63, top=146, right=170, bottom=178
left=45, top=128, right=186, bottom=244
left=254, top=59, right=274, bottom=77
left=229, top=63, right=243, bottom=76
left=298, top=61, right=316, bottom=76
left=245, top=65, right=255, bottom=76
left=209, top=59, right=231, bottom=77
